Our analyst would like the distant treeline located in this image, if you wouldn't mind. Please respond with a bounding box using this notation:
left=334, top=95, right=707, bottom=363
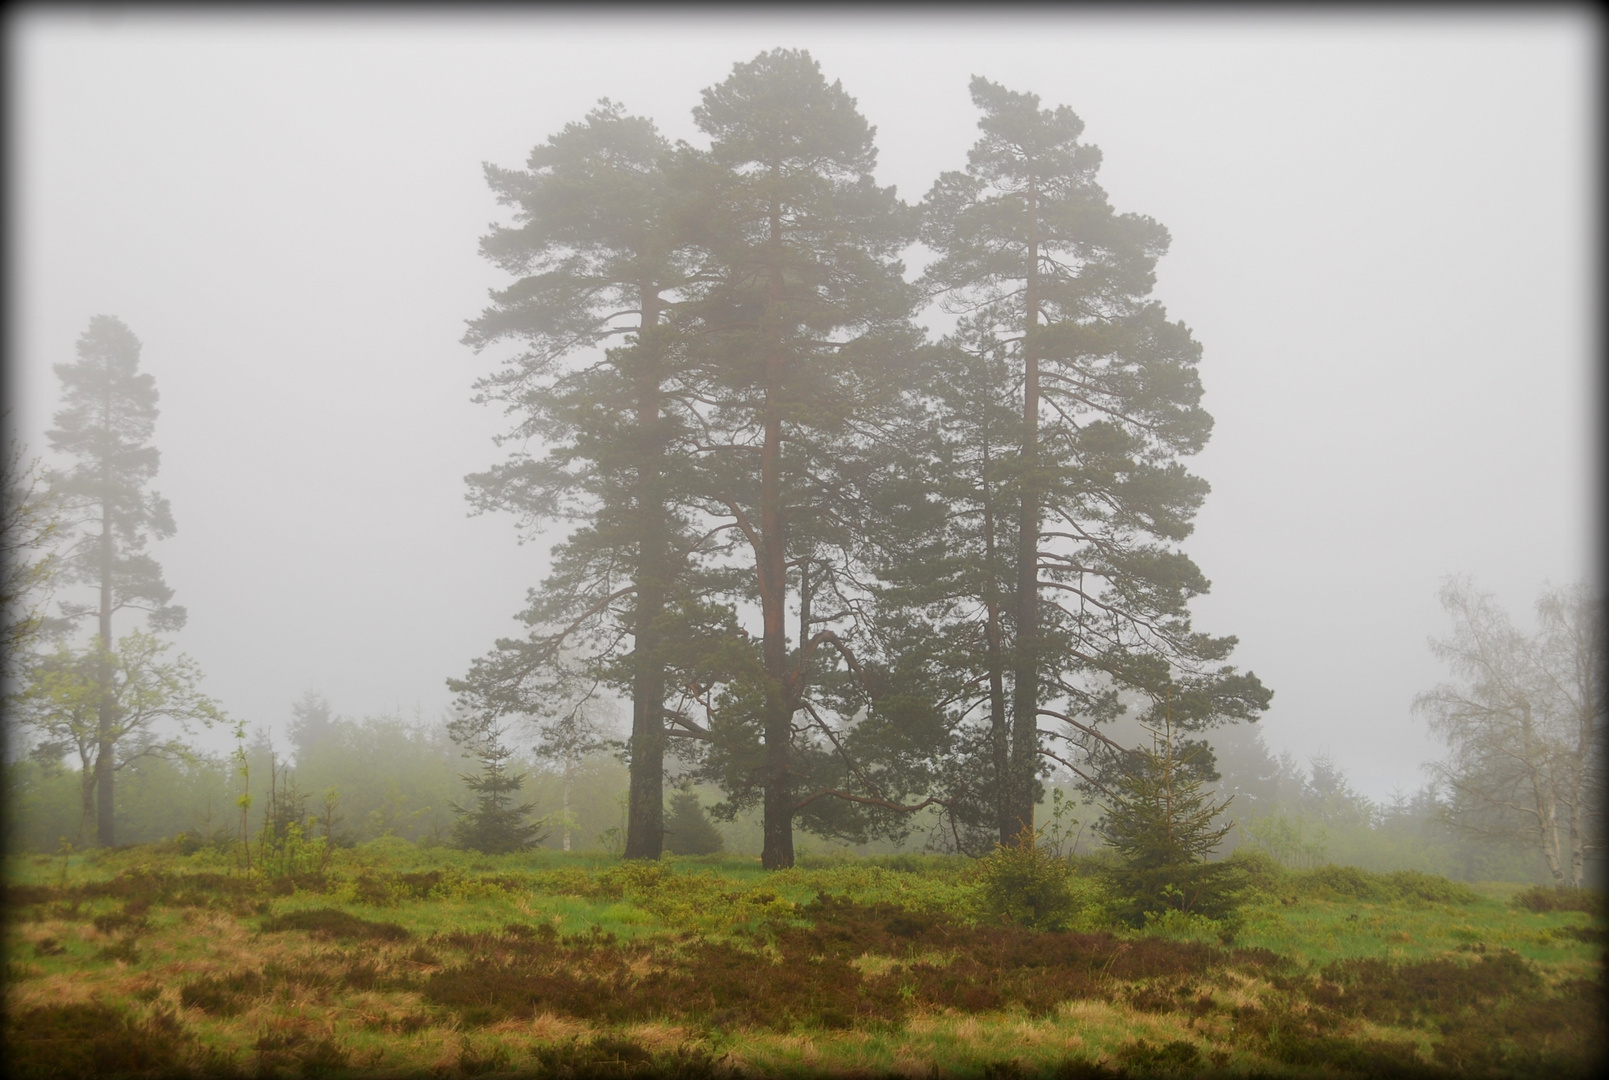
left=2, top=700, right=1567, bottom=885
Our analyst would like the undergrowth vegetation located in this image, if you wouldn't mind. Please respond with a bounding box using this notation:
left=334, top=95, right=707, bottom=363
left=4, top=841, right=1604, bottom=1078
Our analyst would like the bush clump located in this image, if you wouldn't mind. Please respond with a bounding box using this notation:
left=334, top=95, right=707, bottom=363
left=1384, top=868, right=1477, bottom=905
left=1513, top=884, right=1604, bottom=915
left=1289, top=864, right=1477, bottom=905
left=5, top=1002, right=186, bottom=1077
left=975, top=834, right=1086, bottom=931
left=1225, top=847, right=1286, bottom=894
left=260, top=907, right=410, bottom=941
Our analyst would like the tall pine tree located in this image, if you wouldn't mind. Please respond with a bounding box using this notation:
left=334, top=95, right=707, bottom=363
left=453, top=101, right=704, bottom=859
left=682, top=49, right=924, bottom=869
left=46, top=315, right=186, bottom=846
left=921, top=79, right=1269, bottom=839
left=864, top=323, right=1030, bottom=853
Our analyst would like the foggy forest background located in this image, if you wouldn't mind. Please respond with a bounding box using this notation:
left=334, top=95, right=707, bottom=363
left=3, top=32, right=1596, bottom=890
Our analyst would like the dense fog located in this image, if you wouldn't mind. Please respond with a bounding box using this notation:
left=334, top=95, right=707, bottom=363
left=5, top=10, right=1595, bottom=830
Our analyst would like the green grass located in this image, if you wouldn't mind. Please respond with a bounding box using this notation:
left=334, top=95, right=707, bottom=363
left=5, top=841, right=1604, bottom=1078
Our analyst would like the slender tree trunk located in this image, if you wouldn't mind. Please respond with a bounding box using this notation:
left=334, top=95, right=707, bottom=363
left=562, top=758, right=573, bottom=853
left=625, top=292, right=669, bottom=860
left=1518, top=703, right=1567, bottom=886
left=95, top=514, right=115, bottom=848
left=981, top=429, right=1011, bottom=847
left=78, top=757, right=95, bottom=847
left=1541, top=797, right=1565, bottom=886
left=759, top=397, right=794, bottom=869
left=1008, top=176, right=1042, bottom=842
left=759, top=191, right=795, bottom=870
left=1567, top=791, right=1584, bottom=889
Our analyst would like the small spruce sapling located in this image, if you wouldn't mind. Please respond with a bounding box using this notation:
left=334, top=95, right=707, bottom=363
left=664, top=781, right=724, bottom=856
left=447, top=713, right=548, bottom=855
left=1097, top=700, right=1243, bottom=926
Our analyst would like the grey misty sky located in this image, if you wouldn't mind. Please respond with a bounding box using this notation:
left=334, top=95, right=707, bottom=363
left=7, top=10, right=1597, bottom=800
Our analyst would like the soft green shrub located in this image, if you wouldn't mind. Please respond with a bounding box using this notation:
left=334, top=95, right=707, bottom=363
left=1137, top=907, right=1234, bottom=945
left=975, top=835, right=1085, bottom=931
left=1292, top=864, right=1384, bottom=901
left=1290, top=863, right=1476, bottom=905
left=1384, top=869, right=1477, bottom=905
left=1226, top=847, right=1287, bottom=895
left=1513, top=884, right=1604, bottom=915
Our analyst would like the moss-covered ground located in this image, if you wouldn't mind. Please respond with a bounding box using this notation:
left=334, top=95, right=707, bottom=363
left=4, top=842, right=1603, bottom=1078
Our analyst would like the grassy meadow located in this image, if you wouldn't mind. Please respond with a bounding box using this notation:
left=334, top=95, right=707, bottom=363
left=3, top=840, right=1603, bottom=1079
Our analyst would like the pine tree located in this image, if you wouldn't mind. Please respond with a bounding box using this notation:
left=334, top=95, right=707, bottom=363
left=44, top=315, right=190, bottom=846
left=454, top=99, right=703, bottom=860
left=920, top=79, right=1269, bottom=839
left=287, top=690, right=337, bottom=768
left=683, top=48, right=922, bottom=869
left=447, top=715, right=548, bottom=855
left=863, top=325, right=1029, bottom=854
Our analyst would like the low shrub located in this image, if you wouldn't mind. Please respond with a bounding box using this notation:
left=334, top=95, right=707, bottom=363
left=1224, top=847, right=1286, bottom=894
left=181, top=970, right=267, bottom=1016
left=4, top=1001, right=187, bottom=1077
left=1312, top=948, right=1543, bottom=1025
left=1138, top=908, right=1239, bottom=945
left=260, top=907, right=410, bottom=941
left=1289, top=863, right=1475, bottom=905
left=975, top=835, right=1085, bottom=931
left=1114, top=1037, right=1202, bottom=1073
left=1513, top=884, right=1604, bottom=915
left=1290, top=863, right=1382, bottom=901
left=1384, top=868, right=1477, bottom=905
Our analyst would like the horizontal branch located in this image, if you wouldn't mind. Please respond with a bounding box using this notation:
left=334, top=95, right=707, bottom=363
left=790, top=789, right=950, bottom=816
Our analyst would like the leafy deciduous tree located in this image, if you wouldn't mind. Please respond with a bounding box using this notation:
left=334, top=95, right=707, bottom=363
left=1416, top=577, right=1604, bottom=888
left=2, top=433, right=68, bottom=687
left=15, top=630, right=224, bottom=845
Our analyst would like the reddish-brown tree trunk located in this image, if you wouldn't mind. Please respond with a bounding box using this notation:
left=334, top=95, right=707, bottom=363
left=758, top=191, right=796, bottom=870
left=624, top=290, right=669, bottom=860
left=95, top=506, right=115, bottom=848
left=1009, top=175, right=1042, bottom=842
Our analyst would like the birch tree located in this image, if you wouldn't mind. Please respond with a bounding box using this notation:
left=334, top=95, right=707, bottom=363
left=1416, top=577, right=1604, bottom=887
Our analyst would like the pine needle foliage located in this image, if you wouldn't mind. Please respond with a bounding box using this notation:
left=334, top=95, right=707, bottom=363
left=975, top=829, right=1081, bottom=931
left=447, top=716, right=548, bottom=855
left=663, top=782, right=724, bottom=856
left=1097, top=715, right=1243, bottom=925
